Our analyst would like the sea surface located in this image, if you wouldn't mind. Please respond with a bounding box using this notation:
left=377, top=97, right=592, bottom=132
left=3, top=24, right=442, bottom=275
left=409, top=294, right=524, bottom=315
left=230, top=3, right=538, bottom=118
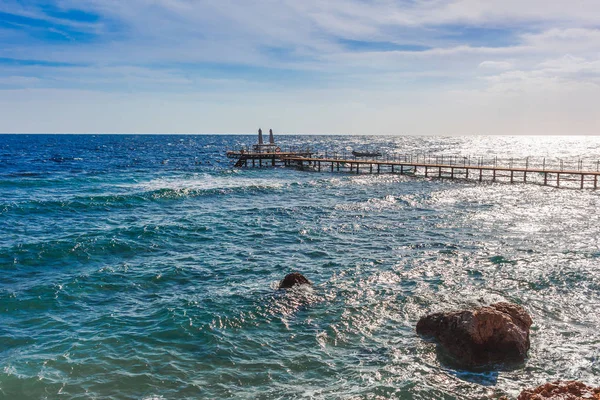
left=1, top=134, right=599, bottom=400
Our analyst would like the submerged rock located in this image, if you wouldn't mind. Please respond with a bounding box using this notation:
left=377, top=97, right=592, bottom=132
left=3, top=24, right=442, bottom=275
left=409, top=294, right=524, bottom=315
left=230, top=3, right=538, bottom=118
left=516, top=381, right=600, bottom=399
left=279, top=272, right=311, bottom=289
left=416, top=302, right=532, bottom=368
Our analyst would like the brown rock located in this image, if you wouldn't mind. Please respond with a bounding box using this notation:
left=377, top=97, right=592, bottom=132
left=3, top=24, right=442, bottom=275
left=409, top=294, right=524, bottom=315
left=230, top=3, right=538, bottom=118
left=416, top=302, right=532, bottom=368
left=516, top=381, right=600, bottom=399
left=279, top=272, right=311, bottom=289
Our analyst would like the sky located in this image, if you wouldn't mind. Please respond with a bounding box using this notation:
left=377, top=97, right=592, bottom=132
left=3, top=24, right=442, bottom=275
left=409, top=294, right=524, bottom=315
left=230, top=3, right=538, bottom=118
left=0, top=0, right=599, bottom=134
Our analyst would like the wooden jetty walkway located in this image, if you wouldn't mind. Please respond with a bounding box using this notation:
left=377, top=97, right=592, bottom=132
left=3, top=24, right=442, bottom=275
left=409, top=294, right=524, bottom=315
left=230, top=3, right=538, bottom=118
left=227, top=130, right=600, bottom=189
left=280, top=155, right=600, bottom=189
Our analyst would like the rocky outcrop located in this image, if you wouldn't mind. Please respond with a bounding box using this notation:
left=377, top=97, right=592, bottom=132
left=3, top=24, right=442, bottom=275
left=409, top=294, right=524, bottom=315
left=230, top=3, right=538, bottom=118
left=516, top=381, right=600, bottom=399
left=416, top=302, right=532, bottom=368
left=279, top=272, right=311, bottom=289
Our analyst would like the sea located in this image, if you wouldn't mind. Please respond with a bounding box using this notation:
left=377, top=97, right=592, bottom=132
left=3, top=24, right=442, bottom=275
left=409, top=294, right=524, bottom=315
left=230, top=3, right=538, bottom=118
left=1, top=134, right=599, bottom=400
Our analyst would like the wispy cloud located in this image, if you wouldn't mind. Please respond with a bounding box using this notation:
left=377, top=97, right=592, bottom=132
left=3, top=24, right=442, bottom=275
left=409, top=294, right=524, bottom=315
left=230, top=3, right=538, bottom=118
left=0, top=1, right=599, bottom=133
left=478, top=61, right=514, bottom=70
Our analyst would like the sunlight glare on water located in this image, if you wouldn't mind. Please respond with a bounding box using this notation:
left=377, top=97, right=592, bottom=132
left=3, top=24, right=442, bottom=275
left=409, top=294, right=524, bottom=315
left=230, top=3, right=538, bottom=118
left=0, top=134, right=599, bottom=399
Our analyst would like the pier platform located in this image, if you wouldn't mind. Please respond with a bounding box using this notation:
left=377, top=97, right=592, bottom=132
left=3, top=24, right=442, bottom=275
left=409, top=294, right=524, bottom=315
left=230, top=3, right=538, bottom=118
left=226, top=150, right=313, bottom=167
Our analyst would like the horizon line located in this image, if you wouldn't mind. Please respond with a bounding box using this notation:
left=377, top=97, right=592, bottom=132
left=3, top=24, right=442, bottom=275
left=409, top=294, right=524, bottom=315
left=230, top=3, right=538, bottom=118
left=1, top=132, right=599, bottom=136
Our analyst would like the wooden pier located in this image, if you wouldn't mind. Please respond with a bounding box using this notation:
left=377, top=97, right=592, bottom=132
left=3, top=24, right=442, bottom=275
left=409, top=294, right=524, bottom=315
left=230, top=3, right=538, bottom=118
left=279, top=155, right=600, bottom=190
left=227, top=130, right=599, bottom=189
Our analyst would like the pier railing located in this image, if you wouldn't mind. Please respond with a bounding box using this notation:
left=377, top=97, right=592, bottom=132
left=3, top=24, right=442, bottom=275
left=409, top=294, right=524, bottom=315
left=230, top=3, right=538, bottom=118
left=225, top=145, right=600, bottom=188
left=312, top=151, right=600, bottom=173
left=226, top=144, right=600, bottom=173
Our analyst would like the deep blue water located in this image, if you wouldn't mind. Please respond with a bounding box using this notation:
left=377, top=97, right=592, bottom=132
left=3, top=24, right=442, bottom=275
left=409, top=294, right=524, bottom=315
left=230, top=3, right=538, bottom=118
left=1, top=134, right=599, bottom=399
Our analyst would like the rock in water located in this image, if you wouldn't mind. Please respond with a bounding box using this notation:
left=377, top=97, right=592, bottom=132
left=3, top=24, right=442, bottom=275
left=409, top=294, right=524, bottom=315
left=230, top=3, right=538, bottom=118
left=516, top=381, right=600, bottom=399
left=416, top=302, right=532, bottom=368
left=279, top=272, right=311, bottom=289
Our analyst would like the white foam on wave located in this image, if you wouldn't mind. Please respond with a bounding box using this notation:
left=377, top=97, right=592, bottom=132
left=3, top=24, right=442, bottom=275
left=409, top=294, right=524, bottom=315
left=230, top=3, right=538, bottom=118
left=136, top=173, right=287, bottom=193
left=335, top=194, right=399, bottom=211
left=348, top=174, right=408, bottom=186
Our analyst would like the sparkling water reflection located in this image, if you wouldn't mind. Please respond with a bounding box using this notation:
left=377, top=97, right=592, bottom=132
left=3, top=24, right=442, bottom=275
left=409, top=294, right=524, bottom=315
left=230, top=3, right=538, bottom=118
left=0, top=135, right=599, bottom=399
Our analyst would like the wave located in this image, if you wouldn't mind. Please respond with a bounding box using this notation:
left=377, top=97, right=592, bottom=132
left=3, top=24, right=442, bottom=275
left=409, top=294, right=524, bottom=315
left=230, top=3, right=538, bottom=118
left=0, top=237, right=145, bottom=271
left=0, top=174, right=292, bottom=214
left=49, top=156, right=84, bottom=163
left=135, top=175, right=286, bottom=193
left=5, top=171, right=49, bottom=178
left=335, top=195, right=404, bottom=212
left=0, top=222, right=215, bottom=270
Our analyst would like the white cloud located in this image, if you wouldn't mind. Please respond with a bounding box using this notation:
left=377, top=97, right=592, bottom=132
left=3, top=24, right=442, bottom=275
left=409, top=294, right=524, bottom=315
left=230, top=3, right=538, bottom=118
left=1, top=1, right=600, bottom=133
left=521, top=28, right=600, bottom=55
left=482, top=55, right=600, bottom=94
left=478, top=61, right=514, bottom=70
left=403, top=0, right=600, bottom=26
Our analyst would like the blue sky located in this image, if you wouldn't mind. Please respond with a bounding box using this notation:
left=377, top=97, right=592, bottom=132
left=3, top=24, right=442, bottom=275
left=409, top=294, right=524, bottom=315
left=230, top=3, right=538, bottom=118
left=0, top=0, right=599, bottom=134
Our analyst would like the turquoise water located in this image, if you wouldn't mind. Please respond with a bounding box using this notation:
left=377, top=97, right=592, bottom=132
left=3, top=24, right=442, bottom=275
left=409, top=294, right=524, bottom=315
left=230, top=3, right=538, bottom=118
left=1, top=135, right=599, bottom=399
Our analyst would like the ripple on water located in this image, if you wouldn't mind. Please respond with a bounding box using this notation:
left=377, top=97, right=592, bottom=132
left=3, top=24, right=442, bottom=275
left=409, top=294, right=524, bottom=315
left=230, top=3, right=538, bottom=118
left=1, top=135, right=599, bottom=398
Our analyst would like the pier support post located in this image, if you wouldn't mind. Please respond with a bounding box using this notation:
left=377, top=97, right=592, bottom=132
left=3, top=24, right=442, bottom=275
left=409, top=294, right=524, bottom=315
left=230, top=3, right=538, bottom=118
left=439, top=167, right=442, bottom=178
left=523, top=171, right=526, bottom=182
left=557, top=173, right=560, bottom=187
left=318, top=161, right=321, bottom=172
left=356, top=163, right=360, bottom=174
left=465, top=168, right=469, bottom=179
left=337, top=162, right=340, bottom=172
left=544, top=172, right=548, bottom=186
left=331, top=162, right=334, bottom=172
left=595, top=175, right=598, bottom=189
left=479, top=168, right=483, bottom=182
left=510, top=170, right=514, bottom=183
left=425, top=166, right=428, bottom=177
left=259, top=158, right=262, bottom=167
left=377, top=164, right=380, bottom=174
left=581, top=174, right=585, bottom=189
left=493, top=169, right=496, bottom=181
left=451, top=168, right=454, bottom=179
left=272, top=157, right=275, bottom=166
left=370, top=164, right=373, bottom=174
left=245, top=158, right=248, bottom=167
left=391, top=165, right=394, bottom=173
left=400, top=165, right=404, bottom=175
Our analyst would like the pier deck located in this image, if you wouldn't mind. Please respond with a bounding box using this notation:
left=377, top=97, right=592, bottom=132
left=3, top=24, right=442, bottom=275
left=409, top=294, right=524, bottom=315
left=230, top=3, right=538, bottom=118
left=227, top=129, right=598, bottom=189
left=280, top=156, right=600, bottom=189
